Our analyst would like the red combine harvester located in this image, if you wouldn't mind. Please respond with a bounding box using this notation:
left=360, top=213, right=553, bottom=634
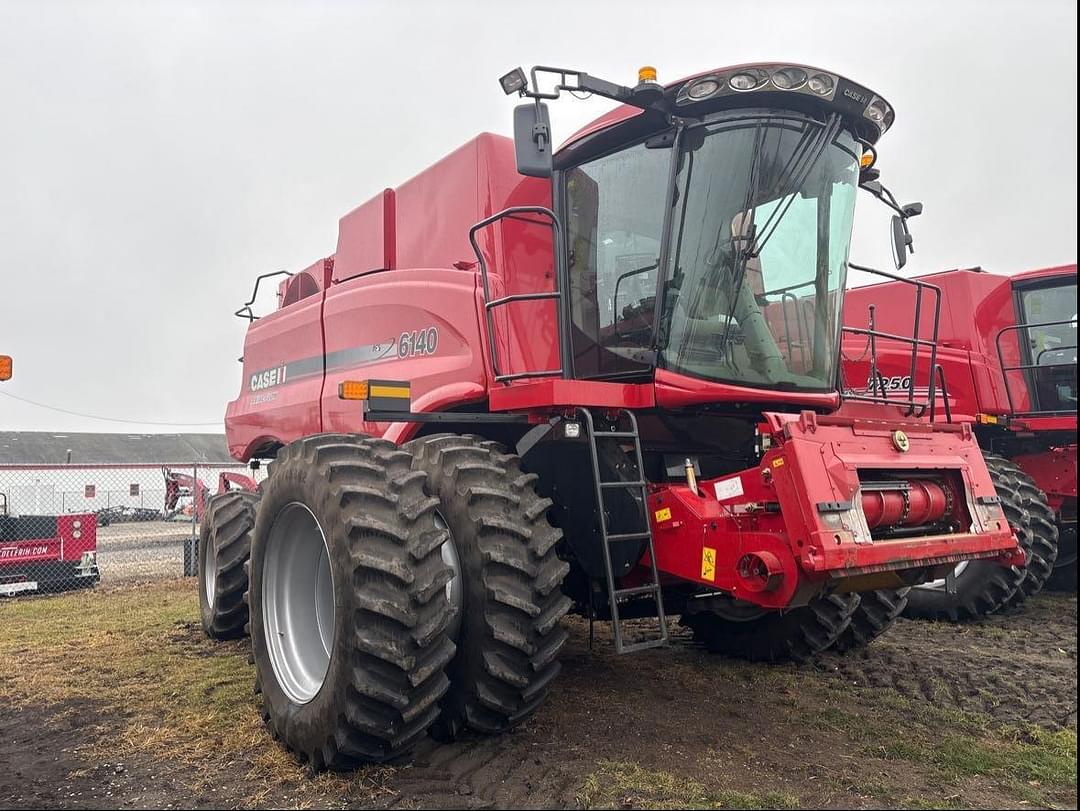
left=202, top=63, right=1024, bottom=768
left=843, top=265, right=1077, bottom=618
left=0, top=494, right=100, bottom=596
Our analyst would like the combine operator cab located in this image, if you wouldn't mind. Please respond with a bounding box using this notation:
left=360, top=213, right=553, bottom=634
left=216, top=62, right=1026, bottom=769
left=997, top=271, right=1077, bottom=418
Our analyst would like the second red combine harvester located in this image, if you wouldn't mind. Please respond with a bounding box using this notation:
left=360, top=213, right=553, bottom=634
left=843, top=264, right=1076, bottom=619
left=202, top=63, right=1024, bottom=768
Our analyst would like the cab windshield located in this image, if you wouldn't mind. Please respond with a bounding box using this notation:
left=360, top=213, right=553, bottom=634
left=659, top=116, right=860, bottom=390
left=564, top=111, right=861, bottom=392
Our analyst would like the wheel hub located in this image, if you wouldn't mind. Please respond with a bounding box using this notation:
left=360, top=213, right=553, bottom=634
left=262, top=502, right=335, bottom=705
left=203, top=530, right=218, bottom=611
left=437, top=511, right=463, bottom=641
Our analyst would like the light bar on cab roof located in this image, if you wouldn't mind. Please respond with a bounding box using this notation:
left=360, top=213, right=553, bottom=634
left=674, top=62, right=895, bottom=135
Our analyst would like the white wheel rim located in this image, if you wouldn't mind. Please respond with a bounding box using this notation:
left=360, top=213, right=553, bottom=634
left=262, top=502, right=335, bottom=705
left=437, top=511, right=463, bottom=641
left=914, top=560, right=970, bottom=592
left=203, top=530, right=218, bottom=611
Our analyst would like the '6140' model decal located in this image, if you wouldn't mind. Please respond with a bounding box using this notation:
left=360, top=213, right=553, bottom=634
left=248, top=327, right=440, bottom=393
left=398, top=327, right=438, bottom=359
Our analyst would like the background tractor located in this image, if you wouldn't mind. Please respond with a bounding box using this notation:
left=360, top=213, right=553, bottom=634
left=202, top=62, right=1024, bottom=768
left=843, top=264, right=1077, bottom=619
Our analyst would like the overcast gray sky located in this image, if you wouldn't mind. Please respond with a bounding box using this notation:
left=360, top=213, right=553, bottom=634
left=1, top=0, right=1076, bottom=434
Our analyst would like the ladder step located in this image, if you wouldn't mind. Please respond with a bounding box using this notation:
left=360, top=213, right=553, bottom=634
left=579, top=406, right=668, bottom=656
left=614, top=584, right=660, bottom=599
left=617, top=636, right=668, bottom=654
left=605, top=531, right=651, bottom=543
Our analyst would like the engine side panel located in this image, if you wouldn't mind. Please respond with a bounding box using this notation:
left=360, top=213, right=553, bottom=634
left=321, top=269, right=490, bottom=442
left=226, top=292, right=327, bottom=460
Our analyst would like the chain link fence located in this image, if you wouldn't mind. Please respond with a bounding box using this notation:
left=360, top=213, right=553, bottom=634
left=0, top=462, right=265, bottom=597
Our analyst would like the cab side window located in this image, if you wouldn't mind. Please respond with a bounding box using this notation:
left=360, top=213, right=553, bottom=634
left=565, top=142, right=669, bottom=378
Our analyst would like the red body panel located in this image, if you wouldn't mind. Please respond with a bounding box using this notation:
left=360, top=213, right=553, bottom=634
left=1014, top=445, right=1078, bottom=513
left=321, top=269, right=490, bottom=445
left=842, top=265, right=1077, bottom=421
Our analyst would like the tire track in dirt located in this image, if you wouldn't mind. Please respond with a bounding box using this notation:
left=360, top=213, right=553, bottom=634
left=816, top=596, right=1078, bottom=728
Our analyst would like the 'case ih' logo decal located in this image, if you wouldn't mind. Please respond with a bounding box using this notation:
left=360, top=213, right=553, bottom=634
left=250, top=363, right=288, bottom=392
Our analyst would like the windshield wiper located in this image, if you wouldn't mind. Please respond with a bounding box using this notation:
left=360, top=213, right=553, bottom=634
left=714, top=114, right=843, bottom=367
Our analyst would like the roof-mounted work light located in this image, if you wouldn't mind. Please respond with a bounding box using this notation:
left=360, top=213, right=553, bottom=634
left=500, top=67, right=528, bottom=96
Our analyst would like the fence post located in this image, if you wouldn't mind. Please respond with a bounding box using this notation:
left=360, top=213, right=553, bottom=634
left=183, top=462, right=199, bottom=577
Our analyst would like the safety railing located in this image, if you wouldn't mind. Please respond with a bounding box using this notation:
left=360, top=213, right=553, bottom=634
left=469, top=206, right=568, bottom=383
left=842, top=263, right=948, bottom=419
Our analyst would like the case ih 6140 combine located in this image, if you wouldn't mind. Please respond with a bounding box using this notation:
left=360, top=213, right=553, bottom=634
left=200, top=63, right=1024, bottom=768
left=844, top=264, right=1077, bottom=619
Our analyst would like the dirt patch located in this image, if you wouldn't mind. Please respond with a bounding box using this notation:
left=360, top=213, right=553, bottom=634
left=815, top=595, right=1078, bottom=730
left=0, top=699, right=196, bottom=810
left=0, top=583, right=1075, bottom=809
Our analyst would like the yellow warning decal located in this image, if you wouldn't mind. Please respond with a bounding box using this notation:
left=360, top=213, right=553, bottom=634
left=654, top=507, right=672, bottom=523
left=772, top=458, right=785, bottom=468
left=701, top=546, right=717, bottom=582
left=369, top=384, right=412, bottom=399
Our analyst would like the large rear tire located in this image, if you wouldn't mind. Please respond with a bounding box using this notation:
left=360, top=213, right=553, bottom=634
left=905, top=452, right=1030, bottom=621
left=832, top=589, right=909, bottom=653
left=681, top=594, right=859, bottom=663
left=248, top=434, right=455, bottom=768
left=199, top=491, right=257, bottom=640
left=1005, top=461, right=1059, bottom=606
left=1047, top=521, right=1077, bottom=591
left=403, top=434, right=571, bottom=740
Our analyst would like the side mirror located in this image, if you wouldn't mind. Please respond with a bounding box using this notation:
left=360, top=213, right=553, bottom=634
left=891, top=215, right=913, bottom=270
left=513, top=102, right=553, bottom=178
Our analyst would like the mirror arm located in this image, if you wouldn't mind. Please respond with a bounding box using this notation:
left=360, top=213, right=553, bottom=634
left=531, top=99, right=550, bottom=153
left=521, top=66, right=670, bottom=113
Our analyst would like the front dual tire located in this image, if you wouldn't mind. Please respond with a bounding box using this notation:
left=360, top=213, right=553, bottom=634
left=246, top=432, right=570, bottom=769
left=248, top=434, right=456, bottom=768
left=402, top=434, right=571, bottom=740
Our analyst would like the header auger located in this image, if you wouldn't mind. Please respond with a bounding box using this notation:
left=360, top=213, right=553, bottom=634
left=202, top=62, right=1024, bottom=769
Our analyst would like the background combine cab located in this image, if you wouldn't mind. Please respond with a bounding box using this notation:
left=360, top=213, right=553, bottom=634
left=843, top=264, right=1077, bottom=617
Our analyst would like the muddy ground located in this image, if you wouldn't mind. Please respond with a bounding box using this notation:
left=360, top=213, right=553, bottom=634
left=0, top=582, right=1075, bottom=810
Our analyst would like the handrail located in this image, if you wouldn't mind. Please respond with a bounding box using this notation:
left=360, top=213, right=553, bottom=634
left=234, top=270, right=293, bottom=321
left=842, top=262, right=944, bottom=417
left=468, top=206, right=567, bottom=383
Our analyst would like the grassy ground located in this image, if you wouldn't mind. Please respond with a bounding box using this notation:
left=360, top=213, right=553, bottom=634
left=0, top=581, right=1075, bottom=809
